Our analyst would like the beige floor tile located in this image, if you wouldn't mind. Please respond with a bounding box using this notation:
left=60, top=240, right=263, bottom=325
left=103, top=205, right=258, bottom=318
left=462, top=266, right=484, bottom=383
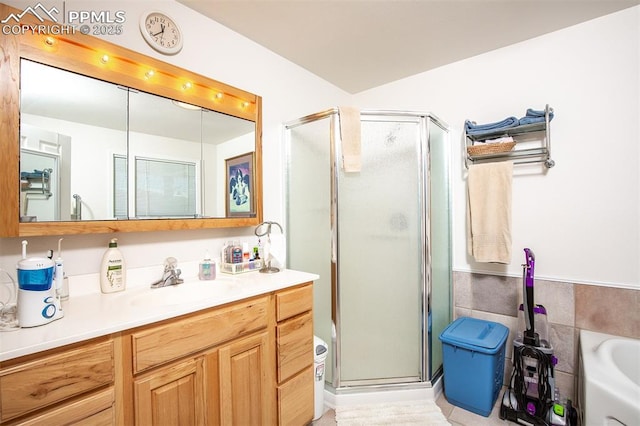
left=314, top=391, right=508, bottom=426
left=312, top=408, right=336, bottom=425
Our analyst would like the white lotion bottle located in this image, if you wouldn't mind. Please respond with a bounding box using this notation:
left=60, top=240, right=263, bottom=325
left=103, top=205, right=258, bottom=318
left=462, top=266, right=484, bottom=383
left=100, top=238, right=126, bottom=293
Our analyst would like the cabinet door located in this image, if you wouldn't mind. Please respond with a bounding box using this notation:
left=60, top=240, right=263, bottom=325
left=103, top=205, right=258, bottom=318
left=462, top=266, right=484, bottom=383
left=134, top=357, right=205, bottom=426
left=218, top=331, right=274, bottom=426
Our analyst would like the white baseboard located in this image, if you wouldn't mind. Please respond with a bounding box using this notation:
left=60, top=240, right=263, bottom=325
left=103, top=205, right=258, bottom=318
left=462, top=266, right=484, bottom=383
left=322, top=376, right=443, bottom=412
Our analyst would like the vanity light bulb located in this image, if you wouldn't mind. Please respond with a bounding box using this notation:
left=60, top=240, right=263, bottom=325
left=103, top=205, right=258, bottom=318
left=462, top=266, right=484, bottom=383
left=241, top=101, right=249, bottom=108
left=100, top=54, right=110, bottom=64
left=182, top=81, right=192, bottom=90
left=44, top=36, right=55, bottom=46
left=145, top=70, right=155, bottom=79
left=215, top=92, right=223, bottom=100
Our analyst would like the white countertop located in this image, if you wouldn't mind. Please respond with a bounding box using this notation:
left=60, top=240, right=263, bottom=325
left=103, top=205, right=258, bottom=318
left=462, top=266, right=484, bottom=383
left=1, top=266, right=318, bottom=362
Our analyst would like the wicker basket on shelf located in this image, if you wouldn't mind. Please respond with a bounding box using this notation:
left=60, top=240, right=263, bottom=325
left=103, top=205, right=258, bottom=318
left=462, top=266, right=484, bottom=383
left=467, top=141, right=516, bottom=156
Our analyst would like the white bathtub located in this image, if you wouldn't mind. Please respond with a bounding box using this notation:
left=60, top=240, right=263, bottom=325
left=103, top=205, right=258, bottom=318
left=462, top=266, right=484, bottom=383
left=578, top=329, right=640, bottom=426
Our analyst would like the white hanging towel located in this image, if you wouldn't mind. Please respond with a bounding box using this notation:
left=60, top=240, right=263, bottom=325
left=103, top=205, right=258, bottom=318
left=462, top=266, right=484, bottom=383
left=338, top=106, right=361, bottom=172
left=467, top=161, right=513, bottom=264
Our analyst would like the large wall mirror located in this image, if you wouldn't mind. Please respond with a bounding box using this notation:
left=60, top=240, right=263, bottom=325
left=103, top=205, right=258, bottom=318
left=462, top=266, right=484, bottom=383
left=20, top=60, right=255, bottom=222
left=0, top=3, right=262, bottom=236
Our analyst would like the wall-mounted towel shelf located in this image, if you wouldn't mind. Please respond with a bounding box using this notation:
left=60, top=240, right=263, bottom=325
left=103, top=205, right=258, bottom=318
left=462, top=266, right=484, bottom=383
left=464, top=104, right=554, bottom=169
left=20, top=169, right=53, bottom=198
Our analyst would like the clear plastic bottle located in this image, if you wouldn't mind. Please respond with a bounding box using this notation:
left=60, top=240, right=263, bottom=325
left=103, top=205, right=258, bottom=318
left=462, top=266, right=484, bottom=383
left=199, top=251, right=216, bottom=280
left=242, top=242, right=250, bottom=262
left=221, top=242, right=228, bottom=264
left=232, top=242, right=243, bottom=264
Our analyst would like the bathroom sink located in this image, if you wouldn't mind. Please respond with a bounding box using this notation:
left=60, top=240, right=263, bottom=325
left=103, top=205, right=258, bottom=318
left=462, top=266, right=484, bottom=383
left=126, top=278, right=241, bottom=308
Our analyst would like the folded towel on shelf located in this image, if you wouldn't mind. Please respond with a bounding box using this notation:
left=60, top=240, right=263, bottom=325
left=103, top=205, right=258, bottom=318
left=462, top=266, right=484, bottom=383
left=20, top=170, right=49, bottom=180
left=338, top=106, right=361, bottom=172
left=464, top=116, right=519, bottom=136
left=518, top=116, right=546, bottom=125
left=525, top=108, right=554, bottom=119
left=519, top=107, right=554, bottom=125
left=483, top=136, right=514, bottom=144
left=466, top=161, right=513, bottom=264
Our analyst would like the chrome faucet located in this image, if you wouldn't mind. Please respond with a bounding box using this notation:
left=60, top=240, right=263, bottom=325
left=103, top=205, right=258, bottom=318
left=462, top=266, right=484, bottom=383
left=151, top=257, right=184, bottom=288
left=71, top=194, right=82, bottom=220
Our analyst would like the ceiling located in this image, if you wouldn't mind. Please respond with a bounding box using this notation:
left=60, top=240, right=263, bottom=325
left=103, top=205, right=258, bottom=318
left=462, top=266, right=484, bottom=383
left=177, top=0, right=639, bottom=94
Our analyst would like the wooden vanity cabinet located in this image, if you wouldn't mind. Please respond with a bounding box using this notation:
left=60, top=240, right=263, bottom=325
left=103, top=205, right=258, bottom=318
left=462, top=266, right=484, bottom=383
left=1, top=282, right=314, bottom=426
left=0, top=336, right=116, bottom=425
left=132, top=330, right=272, bottom=426
left=127, top=295, right=274, bottom=426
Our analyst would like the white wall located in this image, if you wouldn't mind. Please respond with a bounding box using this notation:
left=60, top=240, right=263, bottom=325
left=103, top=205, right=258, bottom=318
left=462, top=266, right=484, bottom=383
left=355, top=6, right=640, bottom=288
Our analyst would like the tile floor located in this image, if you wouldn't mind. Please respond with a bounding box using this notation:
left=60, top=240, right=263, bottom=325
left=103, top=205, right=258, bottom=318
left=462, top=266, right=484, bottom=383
left=312, top=389, right=511, bottom=425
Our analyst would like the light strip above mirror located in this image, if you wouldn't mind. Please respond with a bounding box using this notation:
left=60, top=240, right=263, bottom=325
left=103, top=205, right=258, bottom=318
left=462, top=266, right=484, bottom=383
left=36, top=34, right=256, bottom=117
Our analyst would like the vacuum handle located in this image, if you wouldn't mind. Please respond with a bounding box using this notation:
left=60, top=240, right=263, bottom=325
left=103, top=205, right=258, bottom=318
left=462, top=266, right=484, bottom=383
left=524, top=248, right=535, bottom=288
left=523, top=248, right=538, bottom=346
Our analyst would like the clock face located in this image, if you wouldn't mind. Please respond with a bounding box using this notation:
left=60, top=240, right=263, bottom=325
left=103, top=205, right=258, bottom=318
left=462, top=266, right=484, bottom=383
left=140, top=12, right=183, bottom=55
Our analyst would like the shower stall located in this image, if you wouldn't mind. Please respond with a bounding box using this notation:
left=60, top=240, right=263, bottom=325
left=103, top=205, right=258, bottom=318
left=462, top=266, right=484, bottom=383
left=284, top=109, right=451, bottom=396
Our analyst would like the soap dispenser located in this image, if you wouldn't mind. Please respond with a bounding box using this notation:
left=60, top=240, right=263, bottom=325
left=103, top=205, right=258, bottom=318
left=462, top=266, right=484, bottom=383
left=199, top=251, right=216, bottom=280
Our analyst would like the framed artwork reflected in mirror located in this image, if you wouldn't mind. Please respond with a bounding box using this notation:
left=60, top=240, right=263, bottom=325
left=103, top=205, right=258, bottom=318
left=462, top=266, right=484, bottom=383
left=225, top=152, right=255, bottom=217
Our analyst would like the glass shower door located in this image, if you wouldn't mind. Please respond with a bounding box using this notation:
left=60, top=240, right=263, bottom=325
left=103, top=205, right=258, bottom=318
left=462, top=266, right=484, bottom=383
left=285, top=114, right=335, bottom=384
left=427, top=121, right=451, bottom=378
left=337, top=115, right=424, bottom=385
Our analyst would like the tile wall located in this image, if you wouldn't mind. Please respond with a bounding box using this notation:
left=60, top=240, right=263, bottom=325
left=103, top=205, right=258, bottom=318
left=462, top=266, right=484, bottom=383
left=452, top=272, right=640, bottom=402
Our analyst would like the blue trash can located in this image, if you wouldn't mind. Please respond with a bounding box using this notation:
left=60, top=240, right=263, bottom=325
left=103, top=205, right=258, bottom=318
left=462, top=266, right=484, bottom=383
left=439, top=317, right=509, bottom=417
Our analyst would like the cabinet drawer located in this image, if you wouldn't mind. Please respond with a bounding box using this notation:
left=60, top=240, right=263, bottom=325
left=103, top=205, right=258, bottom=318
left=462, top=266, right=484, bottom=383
left=132, top=296, right=268, bottom=373
left=16, top=387, right=115, bottom=426
left=276, top=283, right=313, bottom=322
left=0, top=340, right=114, bottom=422
left=277, top=311, right=313, bottom=383
left=278, top=365, right=314, bottom=426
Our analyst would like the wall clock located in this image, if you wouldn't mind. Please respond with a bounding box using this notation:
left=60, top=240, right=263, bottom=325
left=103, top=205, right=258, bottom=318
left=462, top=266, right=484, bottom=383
left=139, top=11, right=183, bottom=55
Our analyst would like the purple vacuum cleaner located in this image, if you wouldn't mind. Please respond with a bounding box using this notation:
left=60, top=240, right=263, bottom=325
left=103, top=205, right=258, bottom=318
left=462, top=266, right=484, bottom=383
left=500, top=248, right=576, bottom=426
